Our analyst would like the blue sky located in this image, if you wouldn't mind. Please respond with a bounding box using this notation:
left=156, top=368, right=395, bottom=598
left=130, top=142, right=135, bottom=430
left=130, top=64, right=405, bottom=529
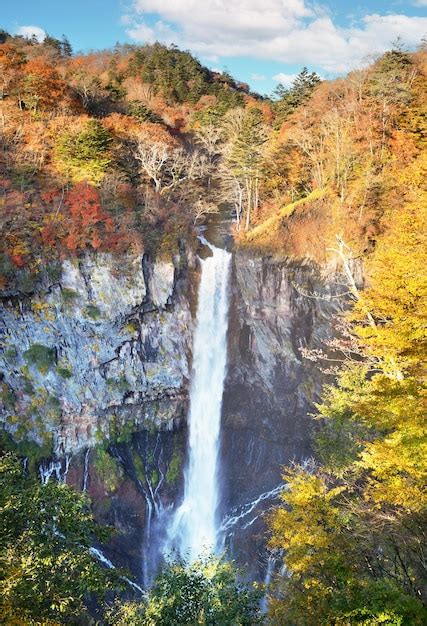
left=3, top=1, right=427, bottom=95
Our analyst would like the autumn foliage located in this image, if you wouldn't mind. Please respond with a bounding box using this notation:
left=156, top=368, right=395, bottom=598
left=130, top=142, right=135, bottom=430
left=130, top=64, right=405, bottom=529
left=0, top=27, right=426, bottom=626
left=265, top=47, right=427, bottom=625
left=64, top=184, right=113, bottom=251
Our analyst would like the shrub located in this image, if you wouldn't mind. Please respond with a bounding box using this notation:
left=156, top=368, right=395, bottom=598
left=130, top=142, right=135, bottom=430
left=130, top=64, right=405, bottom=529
left=0, top=430, right=53, bottom=466
left=0, top=253, right=14, bottom=287
left=17, top=270, right=39, bottom=294
left=106, top=556, right=262, bottom=625
left=166, top=452, right=181, bottom=485
left=63, top=183, right=114, bottom=252
left=123, top=320, right=139, bottom=334
left=150, top=469, right=159, bottom=487
left=4, top=347, right=18, bottom=363
left=46, top=263, right=62, bottom=282
left=107, top=375, right=130, bottom=393
left=109, top=414, right=134, bottom=444
left=93, top=447, right=123, bottom=492
left=57, top=366, right=73, bottom=379
left=21, top=376, right=34, bottom=394
left=61, top=287, right=79, bottom=304
left=132, top=450, right=145, bottom=484
left=127, top=101, right=162, bottom=123
left=23, top=344, right=56, bottom=374
left=85, top=304, right=101, bottom=319
left=45, top=395, right=62, bottom=421
left=0, top=384, right=16, bottom=410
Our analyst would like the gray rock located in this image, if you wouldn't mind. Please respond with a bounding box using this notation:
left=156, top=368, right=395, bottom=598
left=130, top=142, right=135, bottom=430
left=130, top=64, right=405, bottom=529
left=0, top=252, right=193, bottom=454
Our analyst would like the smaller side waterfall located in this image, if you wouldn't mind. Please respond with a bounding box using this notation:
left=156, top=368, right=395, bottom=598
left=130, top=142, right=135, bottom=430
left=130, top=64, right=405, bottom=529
left=261, top=552, right=277, bottom=613
left=167, top=240, right=231, bottom=561
left=39, top=456, right=71, bottom=485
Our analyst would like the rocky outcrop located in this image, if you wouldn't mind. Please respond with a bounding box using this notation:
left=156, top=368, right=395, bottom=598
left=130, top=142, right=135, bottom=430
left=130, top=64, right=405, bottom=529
left=0, top=251, right=194, bottom=454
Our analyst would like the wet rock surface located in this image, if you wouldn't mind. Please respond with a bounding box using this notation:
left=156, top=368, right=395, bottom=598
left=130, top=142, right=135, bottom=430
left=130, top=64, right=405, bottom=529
left=219, top=251, right=344, bottom=578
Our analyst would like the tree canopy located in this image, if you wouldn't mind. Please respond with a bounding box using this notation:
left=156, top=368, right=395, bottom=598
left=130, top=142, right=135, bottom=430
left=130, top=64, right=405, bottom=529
left=0, top=452, right=123, bottom=623
left=106, top=556, right=261, bottom=626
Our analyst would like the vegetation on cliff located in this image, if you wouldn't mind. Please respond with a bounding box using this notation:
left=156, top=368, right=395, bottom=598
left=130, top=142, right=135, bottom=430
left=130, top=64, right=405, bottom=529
left=0, top=452, right=261, bottom=624
left=0, top=31, right=262, bottom=292
left=107, top=556, right=261, bottom=625
left=1, top=32, right=425, bottom=284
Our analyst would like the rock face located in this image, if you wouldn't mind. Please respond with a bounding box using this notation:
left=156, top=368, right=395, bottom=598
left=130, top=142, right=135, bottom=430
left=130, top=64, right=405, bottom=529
left=0, top=251, right=193, bottom=454
left=0, top=245, right=345, bottom=584
left=218, top=251, right=344, bottom=578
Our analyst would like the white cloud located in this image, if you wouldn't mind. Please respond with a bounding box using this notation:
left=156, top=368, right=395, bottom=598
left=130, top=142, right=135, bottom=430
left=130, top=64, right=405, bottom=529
left=120, top=14, right=134, bottom=26
left=412, top=1, right=427, bottom=6
left=127, top=18, right=177, bottom=44
left=15, top=25, right=46, bottom=42
left=251, top=73, right=266, bottom=80
left=124, top=1, right=427, bottom=73
left=127, top=20, right=156, bottom=43
left=272, top=72, right=298, bottom=86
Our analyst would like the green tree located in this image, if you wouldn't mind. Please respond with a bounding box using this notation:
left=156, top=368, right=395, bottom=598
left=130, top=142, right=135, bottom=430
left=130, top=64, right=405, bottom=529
left=128, top=43, right=246, bottom=106
left=55, top=119, right=112, bottom=184
left=268, top=467, right=426, bottom=625
left=369, top=43, right=414, bottom=107
left=44, top=33, right=73, bottom=58
left=0, top=29, right=10, bottom=44
left=273, top=67, right=321, bottom=125
left=107, top=556, right=262, bottom=625
left=0, top=452, right=122, bottom=623
left=222, top=107, right=268, bottom=230
left=267, top=158, right=427, bottom=624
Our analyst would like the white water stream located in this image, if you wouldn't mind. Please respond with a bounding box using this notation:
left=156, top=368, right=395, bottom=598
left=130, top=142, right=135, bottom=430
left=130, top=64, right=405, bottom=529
left=167, top=239, right=231, bottom=561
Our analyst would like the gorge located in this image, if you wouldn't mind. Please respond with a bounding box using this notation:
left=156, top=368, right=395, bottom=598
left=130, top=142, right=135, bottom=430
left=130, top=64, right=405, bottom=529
left=0, top=235, right=343, bottom=584
left=1, top=31, right=425, bottom=625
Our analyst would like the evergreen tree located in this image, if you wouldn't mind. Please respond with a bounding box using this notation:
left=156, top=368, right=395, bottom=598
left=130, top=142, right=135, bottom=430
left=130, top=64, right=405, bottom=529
left=55, top=119, right=112, bottom=184
left=44, top=33, right=73, bottom=57
left=0, top=29, right=10, bottom=44
left=223, top=107, right=268, bottom=229
left=273, top=67, right=321, bottom=125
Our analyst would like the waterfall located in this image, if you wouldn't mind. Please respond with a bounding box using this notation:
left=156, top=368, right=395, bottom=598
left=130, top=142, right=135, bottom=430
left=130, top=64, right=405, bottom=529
left=219, top=483, right=287, bottom=534
left=167, top=240, right=231, bottom=561
left=82, top=448, right=90, bottom=492
left=39, top=459, right=64, bottom=485
left=260, top=552, right=277, bottom=614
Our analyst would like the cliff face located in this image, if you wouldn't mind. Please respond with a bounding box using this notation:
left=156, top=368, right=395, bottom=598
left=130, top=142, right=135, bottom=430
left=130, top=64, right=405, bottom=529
left=0, top=251, right=193, bottom=455
left=219, top=251, right=344, bottom=576
left=0, top=247, right=344, bottom=583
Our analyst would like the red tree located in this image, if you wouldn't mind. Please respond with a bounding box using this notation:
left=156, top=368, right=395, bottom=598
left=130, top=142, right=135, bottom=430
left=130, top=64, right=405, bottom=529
left=64, top=183, right=113, bottom=252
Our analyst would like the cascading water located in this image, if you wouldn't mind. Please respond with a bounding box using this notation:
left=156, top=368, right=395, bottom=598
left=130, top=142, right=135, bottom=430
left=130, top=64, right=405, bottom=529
left=167, top=239, right=231, bottom=561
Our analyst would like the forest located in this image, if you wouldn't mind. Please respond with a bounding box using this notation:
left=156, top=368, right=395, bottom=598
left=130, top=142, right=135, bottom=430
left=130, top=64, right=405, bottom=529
left=0, top=27, right=426, bottom=625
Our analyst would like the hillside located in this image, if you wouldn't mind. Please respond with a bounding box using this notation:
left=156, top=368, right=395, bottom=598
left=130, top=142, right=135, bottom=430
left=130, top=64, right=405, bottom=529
left=0, top=32, right=262, bottom=293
